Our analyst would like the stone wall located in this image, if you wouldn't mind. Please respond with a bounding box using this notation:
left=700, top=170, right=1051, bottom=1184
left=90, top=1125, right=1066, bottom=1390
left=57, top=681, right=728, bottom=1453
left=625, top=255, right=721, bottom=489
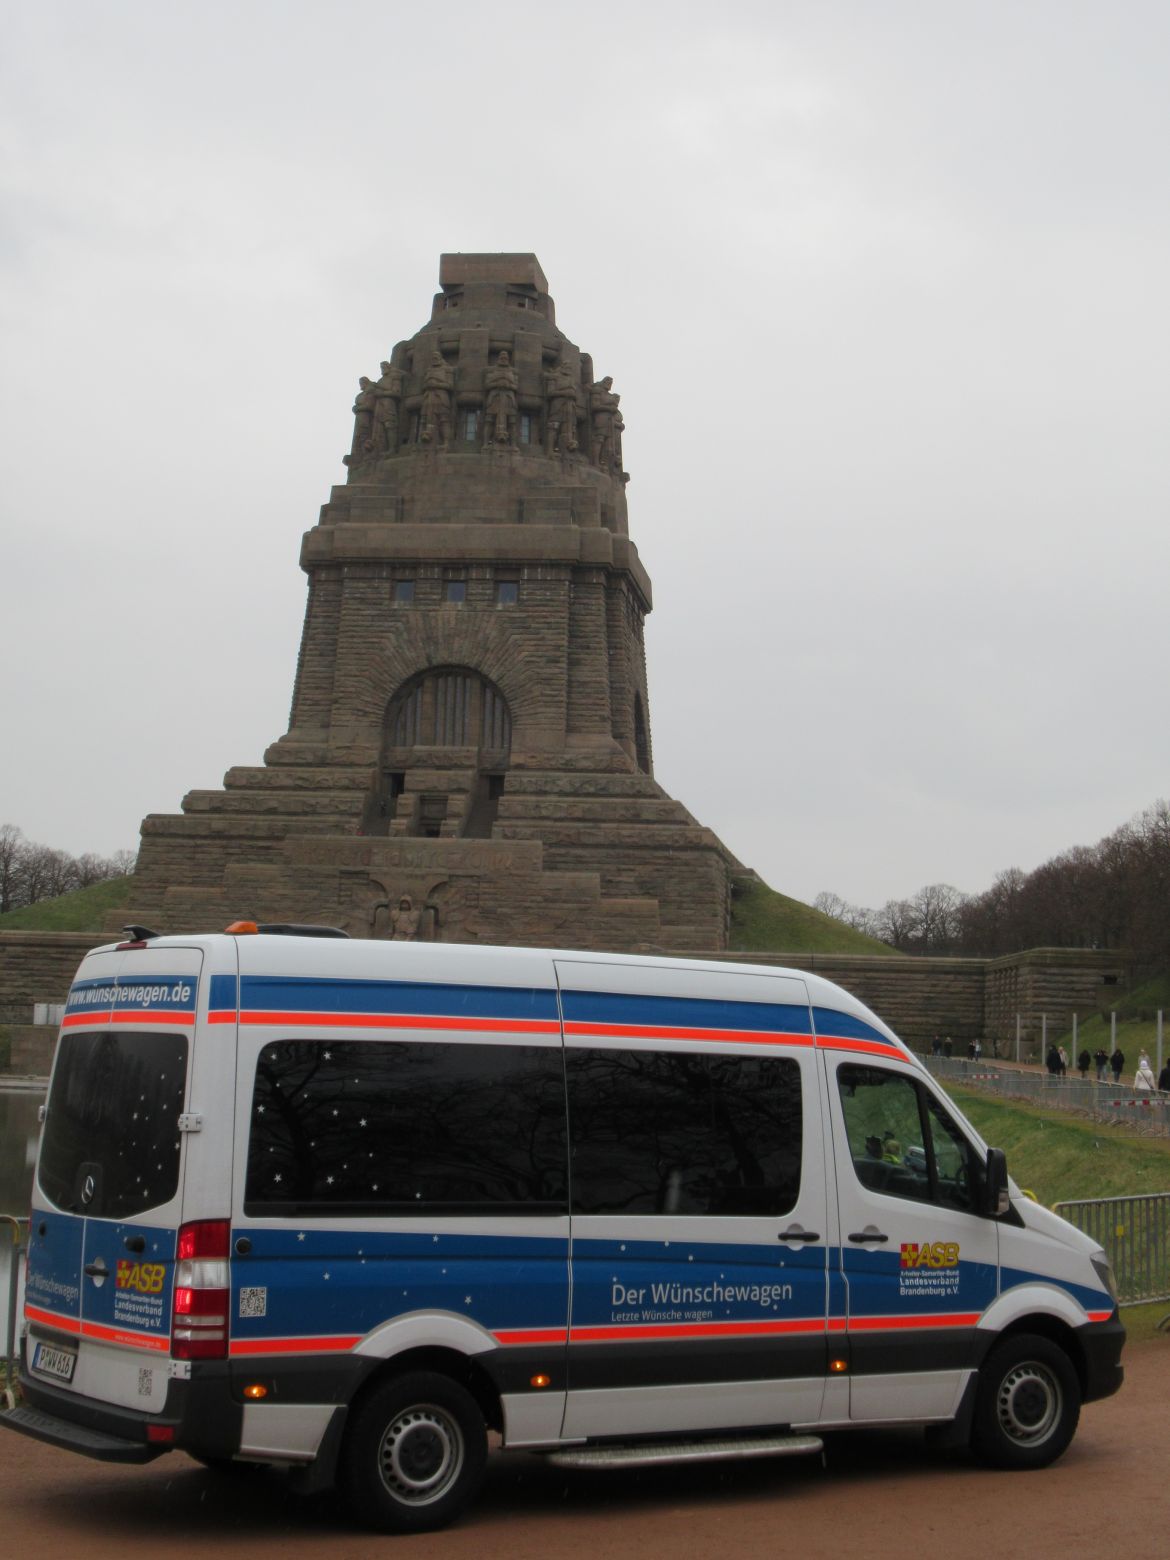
left=2, top=924, right=1131, bottom=1076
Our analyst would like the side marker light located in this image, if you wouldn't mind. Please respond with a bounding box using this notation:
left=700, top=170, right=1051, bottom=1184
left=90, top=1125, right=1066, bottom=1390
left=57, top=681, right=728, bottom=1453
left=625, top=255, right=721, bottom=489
left=243, top=1383, right=268, bottom=1400
left=529, top=1374, right=551, bottom=1389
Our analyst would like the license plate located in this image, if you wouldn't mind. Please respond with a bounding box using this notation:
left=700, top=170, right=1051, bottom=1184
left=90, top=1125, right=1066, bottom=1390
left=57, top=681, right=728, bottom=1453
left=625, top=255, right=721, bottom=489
left=32, top=1341, right=77, bottom=1382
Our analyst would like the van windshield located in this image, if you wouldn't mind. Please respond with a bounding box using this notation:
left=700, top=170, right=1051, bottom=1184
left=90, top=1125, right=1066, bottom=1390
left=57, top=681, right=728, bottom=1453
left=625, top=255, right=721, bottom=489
left=39, top=1031, right=188, bottom=1219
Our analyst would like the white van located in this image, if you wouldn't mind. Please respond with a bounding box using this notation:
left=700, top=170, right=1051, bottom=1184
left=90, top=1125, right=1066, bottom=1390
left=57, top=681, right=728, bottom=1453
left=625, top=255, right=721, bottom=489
left=2, top=926, right=1124, bottom=1532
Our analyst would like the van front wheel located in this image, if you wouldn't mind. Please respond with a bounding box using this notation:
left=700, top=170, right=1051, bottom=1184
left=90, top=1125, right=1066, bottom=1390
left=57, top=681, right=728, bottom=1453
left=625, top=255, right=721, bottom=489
left=340, top=1371, right=487, bottom=1533
left=971, top=1334, right=1080, bottom=1469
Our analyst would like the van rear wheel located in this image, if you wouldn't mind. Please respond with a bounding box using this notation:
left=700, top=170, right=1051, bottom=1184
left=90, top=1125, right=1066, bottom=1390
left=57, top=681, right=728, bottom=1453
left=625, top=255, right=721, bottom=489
left=340, top=1371, right=487, bottom=1533
left=971, top=1333, right=1080, bottom=1469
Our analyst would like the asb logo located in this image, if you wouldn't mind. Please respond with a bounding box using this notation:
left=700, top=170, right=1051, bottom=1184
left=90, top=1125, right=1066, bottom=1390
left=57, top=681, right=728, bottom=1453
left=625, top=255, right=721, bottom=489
left=116, top=1260, right=166, bottom=1294
left=900, top=1241, right=960, bottom=1269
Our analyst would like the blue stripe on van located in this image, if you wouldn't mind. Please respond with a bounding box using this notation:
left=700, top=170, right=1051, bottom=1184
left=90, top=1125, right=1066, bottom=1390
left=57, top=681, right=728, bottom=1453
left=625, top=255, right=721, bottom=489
left=237, top=976, right=560, bottom=1022
left=811, top=1007, right=889, bottom=1043
left=559, top=990, right=812, bottom=1035
left=209, top=974, right=238, bottom=1013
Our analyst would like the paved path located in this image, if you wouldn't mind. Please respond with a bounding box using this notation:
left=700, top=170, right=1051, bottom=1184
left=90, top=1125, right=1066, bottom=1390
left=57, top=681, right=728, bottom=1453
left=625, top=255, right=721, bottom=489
left=4, top=1338, right=1168, bottom=1559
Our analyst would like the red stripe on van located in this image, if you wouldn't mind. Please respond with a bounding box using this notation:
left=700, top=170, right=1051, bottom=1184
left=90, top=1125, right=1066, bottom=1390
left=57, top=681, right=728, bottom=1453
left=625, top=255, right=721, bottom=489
left=814, top=1036, right=906, bottom=1061
left=562, top=1022, right=814, bottom=1048
left=82, top=1320, right=170, bottom=1352
left=238, top=1011, right=561, bottom=1036
left=61, top=1013, right=111, bottom=1028
left=109, top=1011, right=193, bottom=1025
left=492, top=1327, right=570, bottom=1346
left=25, top=1304, right=82, bottom=1335
left=208, top=1011, right=237, bottom=1024
left=228, top=1334, right=361, bottom=1356
left=847, top=1312, right=982, bottom=1331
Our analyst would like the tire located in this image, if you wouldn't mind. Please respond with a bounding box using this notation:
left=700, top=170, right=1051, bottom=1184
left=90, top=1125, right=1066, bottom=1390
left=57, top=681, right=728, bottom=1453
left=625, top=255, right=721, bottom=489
left=971, top=1333, right=1081, bottom=1469
left=339, top=1371, right=487, bottom=1533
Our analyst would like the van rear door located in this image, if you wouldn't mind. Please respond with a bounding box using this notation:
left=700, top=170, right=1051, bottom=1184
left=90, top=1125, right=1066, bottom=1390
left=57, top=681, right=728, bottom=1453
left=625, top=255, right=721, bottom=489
left=26, top=946, right=202, bottom=1412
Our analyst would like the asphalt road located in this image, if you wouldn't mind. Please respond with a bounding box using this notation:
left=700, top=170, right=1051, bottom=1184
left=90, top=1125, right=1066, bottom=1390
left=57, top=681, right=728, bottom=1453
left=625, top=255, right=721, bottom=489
left=3, top=1339, right=1167, bottom=1560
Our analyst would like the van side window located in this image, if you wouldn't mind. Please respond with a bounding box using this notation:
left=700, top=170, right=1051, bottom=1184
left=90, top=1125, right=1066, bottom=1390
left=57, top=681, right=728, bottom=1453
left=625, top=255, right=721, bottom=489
left=837, top=1064, right=977, bottom=1212
left=245, top=1040, right=567, bottom=1215
left=566, top=1050, right=802, bottom=1216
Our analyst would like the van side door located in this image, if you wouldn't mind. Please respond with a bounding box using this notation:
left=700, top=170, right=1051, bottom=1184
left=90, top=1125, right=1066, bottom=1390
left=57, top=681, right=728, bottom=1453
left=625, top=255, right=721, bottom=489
left=556, top=961, right=828, bottom=1440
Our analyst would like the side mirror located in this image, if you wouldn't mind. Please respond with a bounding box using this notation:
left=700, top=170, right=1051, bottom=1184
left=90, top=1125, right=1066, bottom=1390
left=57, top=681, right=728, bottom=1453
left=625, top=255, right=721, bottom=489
left=983, top=1147, right=1010, bottom=1217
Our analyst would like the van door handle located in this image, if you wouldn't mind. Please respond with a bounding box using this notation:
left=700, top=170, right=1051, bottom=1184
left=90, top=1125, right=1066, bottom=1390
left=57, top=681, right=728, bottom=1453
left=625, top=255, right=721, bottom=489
left=848, top=1228, right=889, bottom=1244
left=778, top=1226, right=821, bottom=1243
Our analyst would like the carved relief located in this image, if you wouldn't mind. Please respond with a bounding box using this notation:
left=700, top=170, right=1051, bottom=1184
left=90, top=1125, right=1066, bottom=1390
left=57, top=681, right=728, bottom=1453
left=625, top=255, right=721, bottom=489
left=370, top=361, right=404, bottom=456
left=348, top=376, right=376, bottom=464
left=484, top=350, right=518, bottom=446
left=589, top=376, right=624, bottom=471
left=420, top=351, right=454, bottom=446
left=544, top=357, right=581, bottom=455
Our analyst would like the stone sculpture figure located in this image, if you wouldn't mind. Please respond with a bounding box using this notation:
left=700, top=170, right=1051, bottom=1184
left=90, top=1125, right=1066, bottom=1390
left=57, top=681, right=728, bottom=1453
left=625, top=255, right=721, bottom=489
left=484, top=350, right=518, bottom=446
left=389, top=894, right=421, bottom=940
left=589, top=376, right=624, bottom=470
left=370, top=361, right=404, bottom=456
left=349, top=376, right=376, bottom=462
left=544, top=357, right=581, bottom=455
left=420, top=351, right=454, bottom=446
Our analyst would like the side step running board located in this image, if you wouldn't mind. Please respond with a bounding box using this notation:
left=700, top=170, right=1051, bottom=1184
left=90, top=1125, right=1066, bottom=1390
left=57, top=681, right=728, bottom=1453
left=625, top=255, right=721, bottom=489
left=543, top=1433, right=823, bottom=1470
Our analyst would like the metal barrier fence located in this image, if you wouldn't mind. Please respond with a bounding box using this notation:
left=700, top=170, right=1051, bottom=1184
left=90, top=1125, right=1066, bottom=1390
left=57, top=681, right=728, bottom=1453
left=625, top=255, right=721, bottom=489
left=1, top=1215, right=27, bottom=1407
left=924, top=1056, right=1170, bottom=1136
left=1052, top=1194, right=1170, bottom=1306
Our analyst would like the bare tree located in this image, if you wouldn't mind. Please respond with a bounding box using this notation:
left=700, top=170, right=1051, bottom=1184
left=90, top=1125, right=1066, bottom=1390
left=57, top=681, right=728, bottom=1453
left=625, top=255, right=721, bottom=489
left=0, top=824, right=24, bottom=914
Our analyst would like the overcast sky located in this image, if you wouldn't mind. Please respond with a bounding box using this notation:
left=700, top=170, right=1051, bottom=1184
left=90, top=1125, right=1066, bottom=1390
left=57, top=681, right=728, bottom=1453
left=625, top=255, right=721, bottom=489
left=2, top=1, right=1167, bottom=910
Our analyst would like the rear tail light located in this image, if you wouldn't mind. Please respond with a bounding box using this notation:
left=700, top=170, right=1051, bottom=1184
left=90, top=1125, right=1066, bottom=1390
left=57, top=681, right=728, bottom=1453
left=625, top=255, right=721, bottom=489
left=172, top=1219, right=230, bottom=1361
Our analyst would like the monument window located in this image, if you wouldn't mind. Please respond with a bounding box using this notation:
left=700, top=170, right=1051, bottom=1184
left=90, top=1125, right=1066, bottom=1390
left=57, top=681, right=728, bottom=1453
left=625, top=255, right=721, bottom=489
left=385, top=667, right=512, bottom=759
left=445, top=579, right=466, bottom=605
left=518, top=413, right=534, bottom=445
left=495, top=579, right=519, bottom=606
left=393, top=580, right=415, bottom=606
left=463, top=410, right=479, bottom=442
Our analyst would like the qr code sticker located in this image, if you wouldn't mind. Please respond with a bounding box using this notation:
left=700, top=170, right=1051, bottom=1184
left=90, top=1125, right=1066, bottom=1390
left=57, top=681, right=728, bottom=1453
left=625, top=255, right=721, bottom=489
left=239, top=1286, right=267, bottom=1318
left=137, top=1368, right=153, bottom=1397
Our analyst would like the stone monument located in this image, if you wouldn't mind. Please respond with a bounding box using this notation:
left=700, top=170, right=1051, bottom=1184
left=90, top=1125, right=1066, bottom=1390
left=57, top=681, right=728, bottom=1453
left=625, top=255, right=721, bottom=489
left=127, top=255, right=737, bottom=949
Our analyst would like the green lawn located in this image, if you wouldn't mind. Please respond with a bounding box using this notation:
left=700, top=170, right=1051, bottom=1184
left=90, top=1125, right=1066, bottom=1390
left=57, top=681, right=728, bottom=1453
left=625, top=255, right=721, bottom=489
left=730, top=876, right=896, bottom=956
left=0, top=876, right=131, bottom=933
left=947, top=1085, right=1170, bottom=1204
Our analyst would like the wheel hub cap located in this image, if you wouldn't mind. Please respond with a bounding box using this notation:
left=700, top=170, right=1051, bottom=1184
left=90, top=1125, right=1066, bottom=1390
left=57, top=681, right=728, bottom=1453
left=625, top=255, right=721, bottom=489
left=378, top=1406, right=463, bottom=1505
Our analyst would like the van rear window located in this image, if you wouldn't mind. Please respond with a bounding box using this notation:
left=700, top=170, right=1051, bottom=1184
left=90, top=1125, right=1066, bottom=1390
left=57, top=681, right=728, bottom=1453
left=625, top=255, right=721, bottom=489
left=39, top=1031, right=188, bottom=1219
left=245, top=1040, right=567, bottom=1215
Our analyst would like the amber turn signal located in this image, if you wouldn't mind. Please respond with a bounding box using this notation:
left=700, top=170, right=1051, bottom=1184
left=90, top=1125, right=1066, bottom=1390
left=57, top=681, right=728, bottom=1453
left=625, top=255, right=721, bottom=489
left=243, top=1383, right=268, bottom=1400
left=529, top=1374, right=551, bottom=1389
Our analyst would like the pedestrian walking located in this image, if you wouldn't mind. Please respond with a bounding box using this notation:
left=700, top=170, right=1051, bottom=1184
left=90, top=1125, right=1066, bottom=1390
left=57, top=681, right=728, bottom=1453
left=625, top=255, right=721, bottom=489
left=1110, top=1048, right=1125, bottom=1084
left=1158, top=1060, right=1170, bottom=1094
left=1046, top=1044, right=1060, bottom=1076
left=1094, top=1047, right=1108, bottom=1082
left=1134, top=1056, right=1156, bottom=1093
left=1077, top=1049, right=1090, bottom=1078
left=1058, top=1045, right=1068, bottom=1077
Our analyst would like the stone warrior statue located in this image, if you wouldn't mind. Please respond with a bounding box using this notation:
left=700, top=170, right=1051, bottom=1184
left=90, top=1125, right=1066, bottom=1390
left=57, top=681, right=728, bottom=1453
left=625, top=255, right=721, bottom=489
left=348, top=376, right=377, bottom=463
left=420, top=351, right=454, bottom=447
left=544, top=357, right=581, bottom=455
left=484, top=350, right=518, bottom=446
left=589, top=376, right=624, bottom=470
left=369, top=361, right=404, bottom=456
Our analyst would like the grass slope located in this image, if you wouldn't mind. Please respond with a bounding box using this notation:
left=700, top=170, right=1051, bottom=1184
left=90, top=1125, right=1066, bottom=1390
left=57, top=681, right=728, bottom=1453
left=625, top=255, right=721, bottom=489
left=947, top=1085, right=1170, bottom=1204
left=730, top=877, right=896, bottom=956
left=0, top=876, right=132, bottom=933
left=1054, top=973, right=1170, bottom=1062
